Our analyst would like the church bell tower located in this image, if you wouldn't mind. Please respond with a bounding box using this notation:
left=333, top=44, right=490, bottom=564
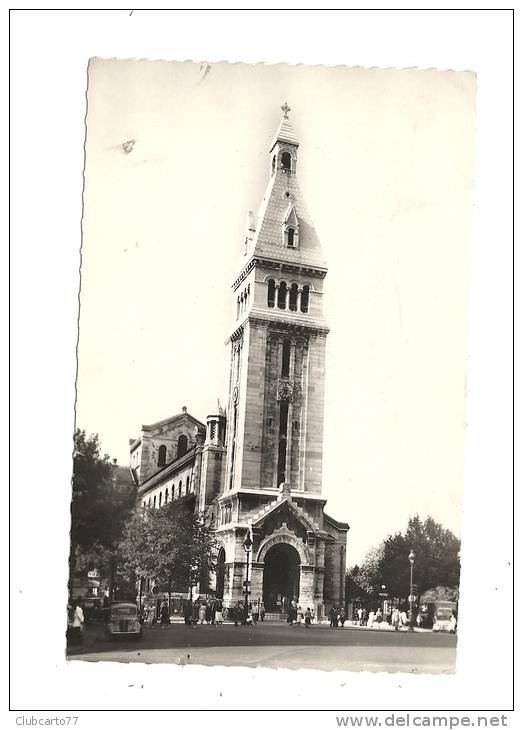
left=224, top=103, right=329, bottom=498
left=214, top=106, right=347, bottom=619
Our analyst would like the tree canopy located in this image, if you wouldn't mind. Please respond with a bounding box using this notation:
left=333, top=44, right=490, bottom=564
left=348, top=515, right=460, bottom=605
left=70, top=429, right=136, bottom=581
left=118, top=500, right=218, bottom=598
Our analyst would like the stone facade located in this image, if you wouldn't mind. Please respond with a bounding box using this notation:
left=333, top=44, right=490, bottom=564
left=130, top=108, right=349, bottom=618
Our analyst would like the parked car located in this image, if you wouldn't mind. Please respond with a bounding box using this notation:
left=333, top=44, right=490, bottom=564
left=105, top=602, right=142, bottom=640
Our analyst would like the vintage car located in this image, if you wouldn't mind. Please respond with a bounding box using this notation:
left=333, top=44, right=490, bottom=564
left=105, top=602, right=142, bottom=640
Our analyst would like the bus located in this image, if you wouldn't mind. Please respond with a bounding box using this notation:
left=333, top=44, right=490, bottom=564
left=419, top=600, right=457, bottom=632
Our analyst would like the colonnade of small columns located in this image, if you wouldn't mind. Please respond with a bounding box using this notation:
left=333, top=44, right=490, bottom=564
left=267, top=279, right=309, bottom=313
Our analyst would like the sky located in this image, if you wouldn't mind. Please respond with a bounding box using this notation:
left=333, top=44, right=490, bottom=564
left=77, top=59, right=476, bottom=566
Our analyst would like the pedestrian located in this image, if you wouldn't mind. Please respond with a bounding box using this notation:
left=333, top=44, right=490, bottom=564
left=67, top=599, right=85, bottom=644
left=375, top=608, right=383, bottom=626
left=329, top=606, right=336, bottom=628
left=400, top=609, right=408, bottom=628
left=357, top=607, right=363, bottom=626
left=160, top=600, right=170, bottom=628
left=449, top=612, right=457, bottom=633
left=339, top=608, right=346, bottom=627
left=416, top=612, right=422, bottom=629
left=205, top=602, right=212, bottom=624
left=183, top=600, right=193, bottom=625
left=305, top=607, right=312, bottom=628
left=147, top=602, right=155, bottom=626
left=199, top=602, right=206, bottom=625
left=215, top=602, right=223, bottom=626
left=361, top=608, right=367, bottom=626
left=295, top=606, right=303, bottom=627
left=260, top=601, right=265, bottom=622
left=392, top=608, right=400, bottom=631
left=367, top=610, right=375, bottom=628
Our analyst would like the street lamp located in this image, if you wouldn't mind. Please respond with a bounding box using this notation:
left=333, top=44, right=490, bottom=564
left=408, top=549, right=416, bottom=632
left=243, top=530, right=253, bottom=624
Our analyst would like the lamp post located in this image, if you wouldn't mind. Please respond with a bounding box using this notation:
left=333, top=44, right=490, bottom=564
left=243, top=530, right=253, bottom=624
left=408, top=549, right=416, bottom=631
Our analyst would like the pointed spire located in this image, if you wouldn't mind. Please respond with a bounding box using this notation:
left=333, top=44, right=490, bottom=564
left=270, top=103, right=299, bottom=151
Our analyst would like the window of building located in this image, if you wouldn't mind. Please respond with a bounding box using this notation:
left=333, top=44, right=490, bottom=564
left=277, top=281, right=287, bottom=309
left=177, top=434, right=188, bottom=458
left=153, top=495, right=156, bottom=508
left=165, top=488, right=168, bottom=503
left=282, top=338, right=291, bottom=378
left=158, top=493, right=162, bottom=507
left=178, top=481, right=182, bottom=498
left=267, top=279, right=276, bottom=308
left=281, top=151, right=291, bottom=171
left=300, top=285, right=310, bottom=314
left=158, top=444, right=167, bottom=467
left=171, top=485, right=175, bottom=501
left=289, top=283, right=298, bottom=311
left=277, top=401, right=289, bottom=486
left=287, top=227, right=295, bottom=248
left=186, top=475, right=190, bottom=493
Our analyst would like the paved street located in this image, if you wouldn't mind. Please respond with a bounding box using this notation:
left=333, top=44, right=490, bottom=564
left=68, top=622, right=457, bottom=673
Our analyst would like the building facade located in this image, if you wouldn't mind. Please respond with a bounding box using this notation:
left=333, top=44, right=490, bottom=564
left=130, top=107, right=349, bottom=618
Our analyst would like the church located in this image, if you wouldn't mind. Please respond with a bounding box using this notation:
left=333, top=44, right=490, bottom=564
left=128, top=106, right=349, bottom=619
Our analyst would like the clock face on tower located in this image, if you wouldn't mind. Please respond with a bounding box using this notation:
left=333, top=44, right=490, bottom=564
left=277, top=380, right=294, bottom=401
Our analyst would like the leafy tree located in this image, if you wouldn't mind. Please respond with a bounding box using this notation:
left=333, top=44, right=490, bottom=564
left=118, top=499, right=218, bottom=605
left=351, top=515, right=461, bottom=607
left=345, top=565, right=372, bottom=606
left=70, top=429, right=136, bottom=596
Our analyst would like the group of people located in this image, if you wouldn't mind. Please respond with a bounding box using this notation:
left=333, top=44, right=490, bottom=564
left=286, top=601, right=314, bottom=628
left=328, top=606, right=346, bottom=628
left=182, top=599, right=224, bottom=626
left=355, top=606, right=406, bottom=628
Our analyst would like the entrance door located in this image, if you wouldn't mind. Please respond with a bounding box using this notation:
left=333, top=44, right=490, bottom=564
left=262, top=543, right=300, bottom=613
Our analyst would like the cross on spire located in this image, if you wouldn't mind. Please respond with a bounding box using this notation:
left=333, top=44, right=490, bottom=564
left=281, top=102, right=291, bottom=119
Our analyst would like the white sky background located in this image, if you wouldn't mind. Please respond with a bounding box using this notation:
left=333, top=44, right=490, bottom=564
left=78, top=60, right=475, bottom=565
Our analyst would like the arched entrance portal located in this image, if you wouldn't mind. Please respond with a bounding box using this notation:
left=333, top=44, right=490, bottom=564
left=262, top=543, right=300, bottom=613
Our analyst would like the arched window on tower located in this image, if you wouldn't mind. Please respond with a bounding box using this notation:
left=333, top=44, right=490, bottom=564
left=287, top=227, right=295, bottom=248
left=300, top=285, right=310, bottom=314
left=186, top=475, right=190, bottom=493
left=277, top=281, right=287, bottom=310
left=281, top=338, right=291, bottom=378
left=289, top=284, right=298, bottom=312
left=178, top=481, right=182, bottom=498
left=267, top=279, right=276, bottom=308
left=171, top=485, right=175, bottom=501
left=177, top=434, right=188, bottom=458
left=158, top=444, right=167, bottom=467
left=281, top=152, right=291, bottom=171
